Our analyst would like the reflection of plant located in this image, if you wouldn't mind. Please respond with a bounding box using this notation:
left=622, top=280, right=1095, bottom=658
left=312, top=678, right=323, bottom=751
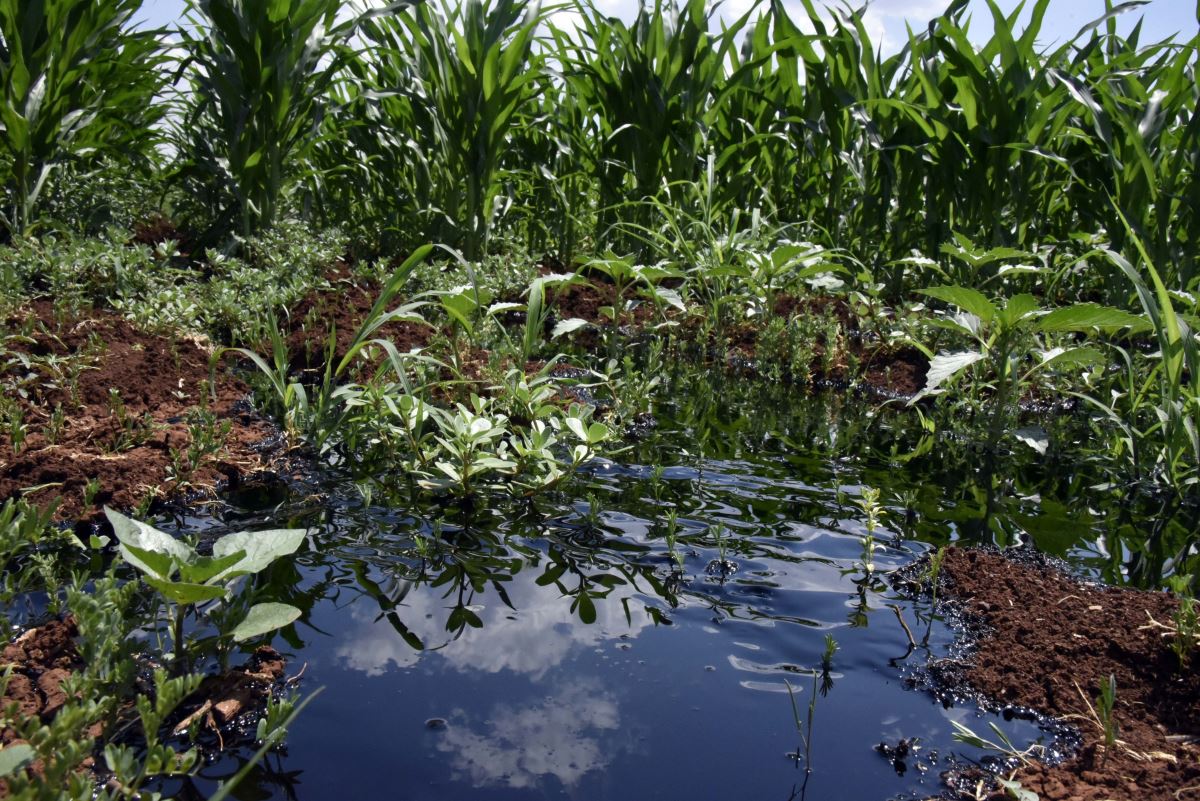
left=663, top=510, right=685, bottom=573
left=818, top=634, right=838, bottom=697
left=106, top=508, right=306, bottom=674
left=785, top=636, right=839, bottom=775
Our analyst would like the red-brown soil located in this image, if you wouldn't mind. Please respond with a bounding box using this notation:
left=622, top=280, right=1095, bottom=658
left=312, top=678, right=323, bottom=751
left=0, top=618, right=94, bottom=797
left=548, top=280, right=662, bottom=328
left=0, top=302, right=276, bottom=522
left=170, top=646, right=288, bottom=740
left=0, top=618, right=82, bottom=733
left=935, top=548, right=1200, bottom=801
left=282, top=270, right=433, bottom=375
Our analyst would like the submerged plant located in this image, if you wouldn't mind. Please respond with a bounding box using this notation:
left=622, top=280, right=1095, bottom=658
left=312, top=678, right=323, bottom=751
left=950, top=720, right=1043, bottom=767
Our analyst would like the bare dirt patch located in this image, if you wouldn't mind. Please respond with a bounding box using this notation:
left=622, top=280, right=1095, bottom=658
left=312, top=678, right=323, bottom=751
left=0, top=302, right=276, bottom=522
left=935, top=548, right=1200, bottom=801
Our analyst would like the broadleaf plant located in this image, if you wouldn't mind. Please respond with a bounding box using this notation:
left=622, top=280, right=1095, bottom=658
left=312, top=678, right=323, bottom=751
left=912, top=285, right=1150, bottom=454
left=105, top=507, right=307, bottom=672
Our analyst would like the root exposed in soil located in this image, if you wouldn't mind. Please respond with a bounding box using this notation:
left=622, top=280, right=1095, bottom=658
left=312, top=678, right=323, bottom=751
left=0, top=302, right=276, bottom=522
left=935, top=547, right=1200, bottom=801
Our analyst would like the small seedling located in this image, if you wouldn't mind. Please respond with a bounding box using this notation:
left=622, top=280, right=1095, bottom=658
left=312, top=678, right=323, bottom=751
left=5, top=405, right=25, bottom=455
left=1096, top=674, right=1118, bottom=753
left=1173, top=597, right=1198, bottom=668
left=168, top=408, right=232, bottom=488
left=44, top=404, right=65, bottom=444
left=856, top=487, right=885, bottom=577
left=82, top=478, right=102, bottom=509
left=921, top=546, right=947, bottom=646
left=105, top=389, right=158, bottom=452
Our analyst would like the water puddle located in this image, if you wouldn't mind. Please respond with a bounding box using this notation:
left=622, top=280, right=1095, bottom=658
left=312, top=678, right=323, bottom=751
left=157, top=374, right=1108, bottom=800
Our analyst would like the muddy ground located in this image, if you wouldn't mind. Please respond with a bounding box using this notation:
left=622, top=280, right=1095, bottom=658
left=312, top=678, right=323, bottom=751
left=0, top=302, right=276, bottom=522
left=930, top=548, right=1199, bottom=801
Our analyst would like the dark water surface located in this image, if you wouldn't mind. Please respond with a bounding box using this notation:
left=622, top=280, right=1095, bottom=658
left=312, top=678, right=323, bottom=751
left=161, top=373, right=1144, bottom=800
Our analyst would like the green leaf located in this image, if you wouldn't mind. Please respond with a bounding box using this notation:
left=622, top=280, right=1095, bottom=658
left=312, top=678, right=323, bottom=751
left=552, top=318, right=590, bottom=338
left=105, top=507, right=194, bottom=579
left=0, top=744, right=34, bottom=777
left=144, top=577, right=228, bottom=606
left=574, top=593, right=597, bottom=624
left=179, top=551, right=247, bottom=585
left=231, top=603, right=301, bottom=642
left=586, top=422, right=608, bottom=443
left=1013, top=426, right=1049, bottom=454
left=998, top=294, right=1041, bottom=328
left=909, top=351, right=984, bottom=404
left=919, top=286, right=997, bottom=323
left=211, top=529, right=307, bottom=581
left=997, top=779, right=1040, bottom=801
left=1036, top=304, right=1150, bottom=333
left=120, top=543, right=178, bottom=582
left=1035, top=346, right=1105, bottom=373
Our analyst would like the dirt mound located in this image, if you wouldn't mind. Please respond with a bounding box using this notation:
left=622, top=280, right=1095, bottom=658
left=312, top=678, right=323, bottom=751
left=282, top=269, right=432, bottom=374
left=937, top=547, right=1200, bottom=801
left=0, top=302, right=276, bottom=522
left=0, top=618, right=83, bottom=732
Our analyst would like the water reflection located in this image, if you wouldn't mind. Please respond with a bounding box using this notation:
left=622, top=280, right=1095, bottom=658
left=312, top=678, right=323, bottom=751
left=178, top=369, right=1200, bottom=801
left=334, top=567, right=653, bottom=678
left=434, top=681, right=622, bottom=790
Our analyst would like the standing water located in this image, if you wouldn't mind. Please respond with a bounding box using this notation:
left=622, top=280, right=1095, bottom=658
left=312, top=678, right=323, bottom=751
left=157, top=371, right=1123, bottom=800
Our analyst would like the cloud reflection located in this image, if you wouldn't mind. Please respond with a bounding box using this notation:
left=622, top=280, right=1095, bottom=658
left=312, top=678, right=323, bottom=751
left=334, top=571, right=652, bottom=678
left=435, top=681, right=621, bottom=790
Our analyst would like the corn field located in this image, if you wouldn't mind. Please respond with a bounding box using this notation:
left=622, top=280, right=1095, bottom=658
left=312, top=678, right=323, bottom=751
left=0, top=0, right=1193, bottom=288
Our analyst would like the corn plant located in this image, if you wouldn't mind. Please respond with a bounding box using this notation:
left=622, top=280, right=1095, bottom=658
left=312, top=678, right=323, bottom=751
left=177, top=0, right=411, bottom=237
left=220, top=244, right=434, bottom=450
left=358, top=0, right=545, bottom=258
left=559, top=0, right=754, bottom=247
left=1096, top=226, right=1199, bottom=493
left=0, top=0, right=165, bottom=237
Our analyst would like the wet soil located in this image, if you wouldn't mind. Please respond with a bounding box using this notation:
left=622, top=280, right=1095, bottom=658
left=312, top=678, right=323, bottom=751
left=169, top=646, right=289, bottom=743
left=0, top=302, right=276, bottom=522
left=0, top=618, right=94, bottom=797
left=934, top=548, right=1200, bottom=801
